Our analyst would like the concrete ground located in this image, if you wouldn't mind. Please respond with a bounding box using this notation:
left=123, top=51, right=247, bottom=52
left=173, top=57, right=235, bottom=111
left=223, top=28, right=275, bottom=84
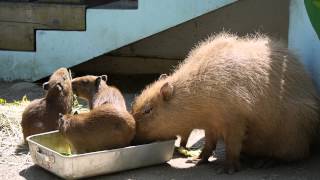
left=1, top=81, right=320, bottom=180
left=16, top=134, right=320, bottom=180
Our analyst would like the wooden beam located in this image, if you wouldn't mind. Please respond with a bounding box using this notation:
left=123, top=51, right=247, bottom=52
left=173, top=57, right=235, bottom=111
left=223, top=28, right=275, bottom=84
left=0, top=22, right=35, bottom=51
left=72, top=55, right=181, bottom=74
left=0, top=2, right=86, bottom=30
left=0, top=2, right=86, bottom=51
left=37, top=0, right=119, bottom=7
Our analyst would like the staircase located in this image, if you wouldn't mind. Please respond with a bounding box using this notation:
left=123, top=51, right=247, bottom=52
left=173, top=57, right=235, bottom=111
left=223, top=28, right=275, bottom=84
left=0, top=2, right=86, bottom=51
left=0, top=0, right=237, bottom=81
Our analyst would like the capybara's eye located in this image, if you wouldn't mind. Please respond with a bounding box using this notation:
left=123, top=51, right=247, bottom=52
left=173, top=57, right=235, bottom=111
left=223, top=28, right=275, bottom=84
left=142, top=106, right=153, bottom=115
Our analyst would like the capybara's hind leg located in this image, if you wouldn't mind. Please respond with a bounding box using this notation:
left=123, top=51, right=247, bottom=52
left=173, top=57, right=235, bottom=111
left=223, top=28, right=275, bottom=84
left=222, top=122, right=246, bottom=174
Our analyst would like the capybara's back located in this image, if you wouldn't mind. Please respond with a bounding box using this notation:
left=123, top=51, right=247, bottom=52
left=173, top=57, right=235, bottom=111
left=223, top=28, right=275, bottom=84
left=21, top=68, right=73, bottom=141
left=72, top=75, right=127, bottom=110
left=59, top=104, right=135, bottom=154
left=131, top=33, right=319, bottom=172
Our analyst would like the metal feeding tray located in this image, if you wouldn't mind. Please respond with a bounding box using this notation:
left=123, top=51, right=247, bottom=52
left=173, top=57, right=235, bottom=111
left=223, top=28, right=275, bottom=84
left=27, top=130, right=175, bottom=179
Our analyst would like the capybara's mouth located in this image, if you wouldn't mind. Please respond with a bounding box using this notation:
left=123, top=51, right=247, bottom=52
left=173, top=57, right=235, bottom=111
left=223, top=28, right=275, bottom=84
left=131, top=138, right=154, bottom=146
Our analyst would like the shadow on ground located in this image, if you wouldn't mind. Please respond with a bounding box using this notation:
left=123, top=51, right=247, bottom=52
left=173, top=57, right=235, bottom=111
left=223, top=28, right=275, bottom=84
left=0, top=82, right=44, bottom=102
left=15, top=143, right=29, bottom=155
left=18, top=151, right=320, bottom=180
left=17, top=130, right=320, bottom=180
left=19, top=165, right=62, bottom=180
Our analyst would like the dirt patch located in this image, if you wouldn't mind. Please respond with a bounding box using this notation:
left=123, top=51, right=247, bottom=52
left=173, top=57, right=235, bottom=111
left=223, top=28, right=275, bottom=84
left=0, top=102, right=33, bottom=180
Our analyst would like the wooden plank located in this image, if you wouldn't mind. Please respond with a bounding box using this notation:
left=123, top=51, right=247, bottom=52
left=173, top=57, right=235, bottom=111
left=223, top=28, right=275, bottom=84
left=0, top=2, right=86, bottom=30
left=37, top=0, right=119, bottom=7
left=0, top=0, right=32, bottom=2
left=0, top=22, right=35, bottom=51
left=0, top=2, right=86, bottom=51
left=37, top=0, right=85, bottom=4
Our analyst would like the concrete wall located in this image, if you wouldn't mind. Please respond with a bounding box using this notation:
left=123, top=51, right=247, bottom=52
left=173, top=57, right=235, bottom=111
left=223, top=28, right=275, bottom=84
left=289, top=0, right=320, bottom=91
left=1, top=0, right=237, bottom=81
left=72, top=0, right=290, bottom=75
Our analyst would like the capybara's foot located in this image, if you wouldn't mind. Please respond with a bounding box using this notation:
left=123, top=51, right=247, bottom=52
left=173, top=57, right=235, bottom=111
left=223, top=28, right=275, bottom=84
left=198, top=130, right=217, bottom=162
left=253, top=158, right=277, bottom=169
left=216, top=166, right=239, bottom=174
left=215, top=160, right=240, bottom=174
left=199, top=149, right=211, bottom=161
left=186, top=156, right=208, bottom=165
left=226, top=161, right=241, bottom=174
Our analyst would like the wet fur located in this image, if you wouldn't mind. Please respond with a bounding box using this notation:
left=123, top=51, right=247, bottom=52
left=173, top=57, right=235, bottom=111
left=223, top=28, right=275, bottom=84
left=21, top=68, right=73, bottom=142
left=72, top=75, right=126, bottom=110
left=131, top=33, right=320, bottom=171
left=58, top=104, right=135, bottom=154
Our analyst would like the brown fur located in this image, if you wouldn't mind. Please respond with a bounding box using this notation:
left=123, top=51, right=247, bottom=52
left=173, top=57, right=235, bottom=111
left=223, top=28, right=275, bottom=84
left=159, top=73, right=190, bottom=147
left=21, top=68, right=73, bottom=142
left=72, top=75, right=126, bottom=110
left=58, top=104, right=135, bottom=154
left=131, top=33, right=320, bottom=172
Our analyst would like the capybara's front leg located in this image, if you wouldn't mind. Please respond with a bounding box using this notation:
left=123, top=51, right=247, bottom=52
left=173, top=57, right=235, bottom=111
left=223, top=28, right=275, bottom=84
left=180, top=130, right=191, bottom=148
left=198, top=130, right=218, bottom=163
left=180, top=137, right=188, bottom=148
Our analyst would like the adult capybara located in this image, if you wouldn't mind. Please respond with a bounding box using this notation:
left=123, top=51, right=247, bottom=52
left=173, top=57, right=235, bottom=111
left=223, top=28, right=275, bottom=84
left=131, top=33, right=319, bottom=173
left=21, top=68, right=73, bottom=142
left=72, top=75, right=126, bottom=110
left=58, top=104, right=135, bottom=154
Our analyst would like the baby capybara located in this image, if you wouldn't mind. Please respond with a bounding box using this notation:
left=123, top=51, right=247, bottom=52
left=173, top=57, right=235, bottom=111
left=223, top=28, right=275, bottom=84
left=58, top=104, right=135, bottom=154
left=21, top=68, right=73, bottom=142
left=72, top=75, right=126, bottom=110
left=60, top=76, right=134, bottom=153
left=131, top=33, right=320, bottom=173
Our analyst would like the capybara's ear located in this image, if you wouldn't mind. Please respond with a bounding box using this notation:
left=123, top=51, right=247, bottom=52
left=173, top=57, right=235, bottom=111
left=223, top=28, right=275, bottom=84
left=95, top=76, right=102, bottom=88
left=101, top=75, right=108, bottom=82
left=68, top=69, right=72, bottom=79
left=59, top=113, right=64, bottom=119
left=160, top=82, right=174, bottom=101
left=42, top=82, right=49, bottom=90
left=159, top=74, right=168, bottom=80
left=58, top=113, right=64, bottom=130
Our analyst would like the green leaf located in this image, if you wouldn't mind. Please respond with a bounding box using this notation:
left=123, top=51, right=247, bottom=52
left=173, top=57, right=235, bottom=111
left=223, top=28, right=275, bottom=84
left=305, top=0, right=320, bottom=39
left=21, top=95, right=29, bottom=103
left=0, top=98, right=6, bottom=105
left=176, top=146, right=201, bottom=157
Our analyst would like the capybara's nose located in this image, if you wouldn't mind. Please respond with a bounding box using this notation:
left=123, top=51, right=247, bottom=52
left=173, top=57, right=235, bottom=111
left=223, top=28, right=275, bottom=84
left=72, top=87, right=78, bottom=95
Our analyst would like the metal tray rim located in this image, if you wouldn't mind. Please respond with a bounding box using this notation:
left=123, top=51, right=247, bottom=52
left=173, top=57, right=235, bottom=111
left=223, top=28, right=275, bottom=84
left=27, top=130, right=176, bottom=158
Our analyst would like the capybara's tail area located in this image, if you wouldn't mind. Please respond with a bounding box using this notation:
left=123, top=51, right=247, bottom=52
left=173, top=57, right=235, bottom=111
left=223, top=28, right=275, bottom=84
left=15, top=142, right=29, bottom=155
left=314, top=120, right=320, bottom=152
left=311, top=128, right=320, bottom=154
left=311, top=95, right=320, bottom=153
